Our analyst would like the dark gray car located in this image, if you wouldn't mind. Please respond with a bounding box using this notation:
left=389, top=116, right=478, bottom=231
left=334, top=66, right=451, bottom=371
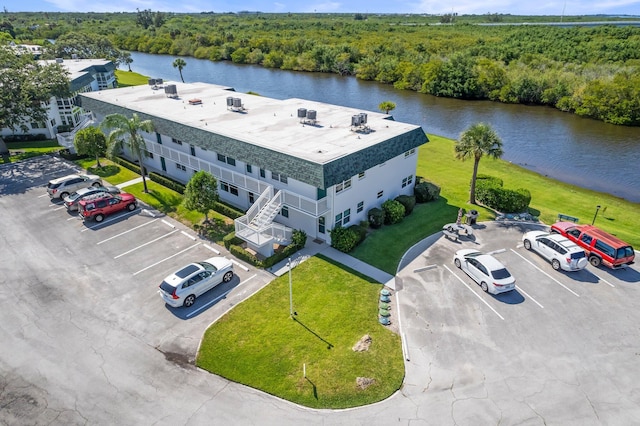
left=63, top=186, right=121, bottom=211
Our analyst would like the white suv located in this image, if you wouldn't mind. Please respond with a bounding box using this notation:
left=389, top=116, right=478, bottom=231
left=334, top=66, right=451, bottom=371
left=159, top=257, right=234, bottom=308
left=47, top=174, right=102, bottom=199
left=523, top=231, right=588, bottom=271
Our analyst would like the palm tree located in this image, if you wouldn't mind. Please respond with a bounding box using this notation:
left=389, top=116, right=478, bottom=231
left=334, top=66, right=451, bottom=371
left=455, top=122, right=503, bottom=204
left=100, top=113, right=154, bottom=193
left=172, top=58, right=186, bottom=83
left=378, top=101, right=396, bottom=115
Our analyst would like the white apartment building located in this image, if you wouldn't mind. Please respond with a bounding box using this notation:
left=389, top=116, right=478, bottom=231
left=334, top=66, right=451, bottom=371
left=0, top=58, right=116, bottom=144
left=79, top=82, right=427, bottom=256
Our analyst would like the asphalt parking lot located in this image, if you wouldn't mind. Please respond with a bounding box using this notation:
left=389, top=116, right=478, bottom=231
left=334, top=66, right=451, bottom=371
left=397, top=221, right=640, bottom=425
left=2, top=156, right=639, bottom=425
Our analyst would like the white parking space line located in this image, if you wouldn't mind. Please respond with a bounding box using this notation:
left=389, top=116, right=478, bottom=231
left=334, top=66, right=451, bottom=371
left=510, top=249, right=580, bottom=297
left=515, top=286, right=544, bottom=309
left=38, top=194, right=50, bottom=198
left=80, top=209, right=141, bottom=232
left=232, top=260, right=250, bottom=272
left=204, top=244, right=220, bottom=255
left=132, top=242, right=201, bottom=276
left=589, top=272, right=615, bottom=288
left=114, top=229, right=180, bottom=259
left=186, top=273, right=257, bottom=318
left=97, top=219, right=160, bottom=245
left=414, top=265, right=437, bottom=273
left=161, top=219, right=175, bottom=229
left=443, top=264, right=505, bottom=321
left=181, top=230, right=197, bottom=241
left=52, top=206, right=67, bottom=211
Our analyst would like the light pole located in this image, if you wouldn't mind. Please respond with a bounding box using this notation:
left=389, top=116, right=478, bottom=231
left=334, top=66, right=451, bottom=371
left=288, top=258, right=294, bottom=317
left=592, top=205, right=601, bottom=225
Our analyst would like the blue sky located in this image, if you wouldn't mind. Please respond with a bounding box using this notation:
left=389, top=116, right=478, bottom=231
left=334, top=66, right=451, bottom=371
left=4, top=0, right=640, bottom=15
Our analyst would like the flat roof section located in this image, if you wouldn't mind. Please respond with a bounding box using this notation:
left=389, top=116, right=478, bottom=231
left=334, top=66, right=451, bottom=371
left=80, top=82, right=424, bottom=165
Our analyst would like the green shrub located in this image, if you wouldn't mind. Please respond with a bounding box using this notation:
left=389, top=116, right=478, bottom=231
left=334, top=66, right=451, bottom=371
left=149, top=172, right=186, bottom=194
left=367, top=207, right=384, bottom=229
left=229, top=244, right=262, bottom=267
left=350, top=224, right=368, bottom=244
left=291, top=229, right=307, bottom=248
left=213, top=200, right=243, bottom=219
left=395, top=195, right=416, bottom=216
left=223, top=232, right=243, bottom=249
left=113, top=156, right=141, bottom=174
left=382, top=199, right=405, bottom=225
left=476, top=176, right=531, bottom=213
left=329, top=226, right=361, bottom=253
left=414, top=181, right=440, bottom=203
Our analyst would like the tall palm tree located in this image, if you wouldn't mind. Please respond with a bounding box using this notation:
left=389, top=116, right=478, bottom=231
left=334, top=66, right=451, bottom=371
left=172, top=58, right=186, bottom=83
left=100, top=113, right=154, bottom=193
left=455, top=122, right=503, bottom=204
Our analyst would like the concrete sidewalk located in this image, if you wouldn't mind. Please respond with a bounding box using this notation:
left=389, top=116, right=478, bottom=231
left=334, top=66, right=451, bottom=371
left=115, top=176, right=143, bottom=189
left=267, top=239, right=396, bottom=289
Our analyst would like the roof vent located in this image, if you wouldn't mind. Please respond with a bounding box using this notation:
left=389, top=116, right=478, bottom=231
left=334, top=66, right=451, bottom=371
left=164, top=84, right=178, bottom=98
left=351, top=112, right=371, bottom=133
left=227, top=97, right=245, bottom=112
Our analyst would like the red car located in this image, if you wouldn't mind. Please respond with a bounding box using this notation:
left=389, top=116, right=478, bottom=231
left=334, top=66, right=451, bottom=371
left=551, top=222, right=634, bottom=268
left=78, top=192, right=137, bottom=222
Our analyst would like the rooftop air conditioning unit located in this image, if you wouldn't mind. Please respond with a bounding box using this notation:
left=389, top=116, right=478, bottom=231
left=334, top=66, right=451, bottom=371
left=227, top=96, right=234, bottom=107
left=297, top=108, right=307, bottom=118
left=232, top=98, right=242, bottom=108
left=351, top=115, right=362, bottom=126
left=164, top=84, right=178, bottom=98
left=148, top=78, right=157, bottom=86
left=306, top=110, right=317, bottom=121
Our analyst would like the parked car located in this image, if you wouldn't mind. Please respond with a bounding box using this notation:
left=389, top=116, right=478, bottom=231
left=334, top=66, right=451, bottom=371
left=523, top=230, right=588, bottom=271
left=159, top=257, right=234, bottom=308
left=453, top=249, right=516, bottom=294
left=47, top=174, right=102, bottom=199
left=77, top=192, right=137, bottom=222
left=63, top=186, right=121, bottom=211
left=551, top=222, right=635, bottom=269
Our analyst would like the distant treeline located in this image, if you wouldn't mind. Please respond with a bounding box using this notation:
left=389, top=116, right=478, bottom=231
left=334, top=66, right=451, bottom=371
left=3, top=12, right=640, bottom=125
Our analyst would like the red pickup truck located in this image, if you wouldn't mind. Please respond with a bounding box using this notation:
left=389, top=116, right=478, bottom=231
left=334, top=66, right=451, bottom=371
left=550, top=222, right=635, bottom=269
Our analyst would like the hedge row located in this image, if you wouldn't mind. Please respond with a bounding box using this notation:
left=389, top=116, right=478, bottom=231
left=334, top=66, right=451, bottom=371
left=476, top=175, right=531, bottom=213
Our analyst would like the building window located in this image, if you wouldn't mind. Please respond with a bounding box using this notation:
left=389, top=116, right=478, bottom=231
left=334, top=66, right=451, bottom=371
left=336, top=178, right=352, bottom=193
left=357, top=201, right=364, bottom=213
left=343, top=208, right=351, bottom=225
left=248, top=192, right=255, bottom=204
left=335, top=212, right=343, bottom=227
left=144, top=151, right=154, bottom=159
left=260, top=168, right=266, bottom=178
left=281, top=206, right=289, bottom=218
left=377, top=190, right=384, bottom=199
left=272, top=172, right=288, bottom=184
left=402, top=175, right=414, bottom=188
left=176, top=163, right=186, bottom=171
left=405, top=148, right=416, bottom=157
left=156, top=133, right=162, bottom=144
left=227, top=157, right=236, bottom=166
left=220, top=182, right=238, bottom=196
left=217, top=153, right=226, bottom=162
left=230, top=185, right=238, bottom=196
left=220, top=182, right=229, bottom=192
left=246, top=164, right=252, bottom=173
left=171, top=138, right=183, bottom=145
left=190, top=145, right=196, bottom=156
left=358, top=171, right=365, bottom=179
left=318, top=216, right=325, bottom=234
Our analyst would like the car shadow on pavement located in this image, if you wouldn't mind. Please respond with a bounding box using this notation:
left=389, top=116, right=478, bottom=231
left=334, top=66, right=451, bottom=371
left=494, top=289, right=525, bottom=304
left=163, top=277, right=241, bottom=320
left=596, top=265, right=640, bottom=283
left=79, top=209, right=141, bottom=230
left=563, top=269, right=600, bottom=284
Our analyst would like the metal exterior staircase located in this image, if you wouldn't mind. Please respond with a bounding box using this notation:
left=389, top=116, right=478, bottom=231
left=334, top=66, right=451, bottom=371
left=235, top=186, right=293, bottom=250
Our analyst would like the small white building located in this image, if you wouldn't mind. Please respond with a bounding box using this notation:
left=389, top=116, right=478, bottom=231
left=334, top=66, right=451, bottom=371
left=79, top=82, right=427, bottom=256
left=0, top=57, right=116, bottom=146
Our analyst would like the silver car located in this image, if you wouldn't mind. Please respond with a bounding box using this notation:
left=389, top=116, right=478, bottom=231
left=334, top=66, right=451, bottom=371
left=159, top=257, right=234, bottom=308
left=454, top=249, right=516, bottom=294
left=523, top=231, right=588, bottom=271
left=63, top=186, right=121, bottom=211
left=47, top=174, right=102, bottom=199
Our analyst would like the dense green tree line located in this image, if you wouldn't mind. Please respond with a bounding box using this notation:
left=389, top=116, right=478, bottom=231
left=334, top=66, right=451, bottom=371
left=3, top=12, right=640, bottom=125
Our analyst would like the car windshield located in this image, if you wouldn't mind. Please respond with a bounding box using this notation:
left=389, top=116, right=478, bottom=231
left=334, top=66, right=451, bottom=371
left=199, top=261, right=218, bottom=272
left=68, top=192, right=80, bottom=200
left=491, top=268, right=512, bottom=280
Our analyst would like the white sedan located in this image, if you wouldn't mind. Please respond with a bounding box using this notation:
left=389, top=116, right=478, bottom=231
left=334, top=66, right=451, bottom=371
left=453, top=249, right=515, bottom=294
left=159, top=257, right=234, bottom=308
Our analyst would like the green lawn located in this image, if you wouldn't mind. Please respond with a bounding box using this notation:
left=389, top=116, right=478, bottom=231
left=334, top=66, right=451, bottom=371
left=197, top=255, right=404, bottom=409
left=2, top=140, right=63, bottom=163
left=115, top=69, right=149, bottom=87
left=75, top=158, right=140, bottom=185
left=351, top=134, right=640, bottom=274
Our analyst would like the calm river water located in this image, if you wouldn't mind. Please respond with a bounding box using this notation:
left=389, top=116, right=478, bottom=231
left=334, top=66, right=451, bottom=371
left=127, top=51, right=640, bottom=203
